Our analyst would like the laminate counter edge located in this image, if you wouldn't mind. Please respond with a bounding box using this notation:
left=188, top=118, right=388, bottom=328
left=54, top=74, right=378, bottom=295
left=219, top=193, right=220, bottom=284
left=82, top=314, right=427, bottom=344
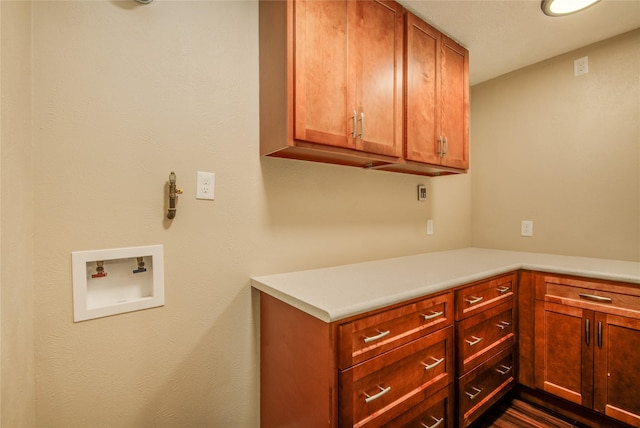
left=251, top=248, right=640, bottom=323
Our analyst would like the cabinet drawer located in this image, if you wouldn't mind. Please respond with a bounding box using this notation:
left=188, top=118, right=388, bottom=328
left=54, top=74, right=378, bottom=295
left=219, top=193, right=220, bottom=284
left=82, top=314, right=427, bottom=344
left=340, top=326, right=454, bottom=428
left=536, top=274, right=640, bottom=318
left=456, top=301, right=515, bottom=374
left=339, top=292, right=453, bottom=369
left=457, top=347, right=515, bottom=428
left=455, top=272, right=517, bottom=320
left=382, top=383, right=454, bottom=428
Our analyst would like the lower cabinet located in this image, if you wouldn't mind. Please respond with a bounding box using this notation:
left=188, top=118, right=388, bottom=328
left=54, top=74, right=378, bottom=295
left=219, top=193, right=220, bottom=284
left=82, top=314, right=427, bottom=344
left=260, top=289, right=456, bottom=428
left=454, top=273, right=517, bottom=427
left=339, top=326, right=454, bottom=427
left=533, top=273, right=640, bottom=427
left=259, top=269, right=638, bottom=427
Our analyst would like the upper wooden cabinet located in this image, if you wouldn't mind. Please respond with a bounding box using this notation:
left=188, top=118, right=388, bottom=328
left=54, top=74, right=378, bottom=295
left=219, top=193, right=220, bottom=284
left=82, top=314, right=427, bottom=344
left=403, top=12, right=469, bottom=172
left=260, top=0, right=404, bottom=167
left=260, top=1, right=469, bottom=176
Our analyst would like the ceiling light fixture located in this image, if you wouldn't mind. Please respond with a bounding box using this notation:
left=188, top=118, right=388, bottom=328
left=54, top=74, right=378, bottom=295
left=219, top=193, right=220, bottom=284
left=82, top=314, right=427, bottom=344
left=541, top=0, right=601, bottom=16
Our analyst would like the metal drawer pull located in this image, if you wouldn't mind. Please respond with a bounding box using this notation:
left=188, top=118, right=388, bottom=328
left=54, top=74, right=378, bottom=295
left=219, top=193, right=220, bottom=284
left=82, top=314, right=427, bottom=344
left=352, top=110, right=357, bottom=138
left=579, top=293, right=612, bottom=303
left=364, top=385, right=391, bottom=403
left=496, top=364, right=512, bottom=375
left=422, top=310, right=444, bottom=320
left=422, top=357, right=445, bottom=371
left=363, top=330, right=390, bottom=344
left=465, top=336, right=483, bottom=346
left=465, top=386, right=483, bottom=400
left=598, top=321, right=603, bottom=349
left=585, top=318, right=590, bottom=345
left=465, top=296, right=483, bottom=305
left=497, top=321, right=511, bottom=330
left=497, top=286, right=510, bottom=293
left=359, top=112, right=365, bottom=141
left=421, top=416, right=444, bottom=428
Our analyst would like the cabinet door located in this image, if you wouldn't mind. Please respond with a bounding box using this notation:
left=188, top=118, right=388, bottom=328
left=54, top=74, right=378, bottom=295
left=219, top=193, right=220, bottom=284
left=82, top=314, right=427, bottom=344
left=534, top=301, right=594, bottom=407
left=438, top=35, right=468, bottom=170
left=594, top=313, right=640, bottom=427
left=404, top=12, right=440, bottom=165
left=293, top=0, right=356, bottom=149
left=354, top=0, right=403, bottom=157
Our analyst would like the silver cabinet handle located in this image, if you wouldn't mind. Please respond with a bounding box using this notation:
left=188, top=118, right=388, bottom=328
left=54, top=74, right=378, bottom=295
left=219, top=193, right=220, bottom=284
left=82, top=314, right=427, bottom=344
left=579, top=293, right=612, bottom=303
left=585, top=318, right=590, bottom=346
left=465, top=386, right=482, bottom=400
left=442, top=137, right=448, bottom=156
left=497, top=321, right=511, bottom=330
left=352, top=110, right=357, bottom=139
left=421, top=416, right=444, bottom=428
left=465, top=296, right=483, bottom=305
left=359, top=112, right=365, bottom=141
left=437, top=136, right=444, bottom=156
left=598, top=321, right=603, bottom=349
left=363, top=330, right=390, bottom=344
left=496, top=364, right=512, bottom=375
left=422, top=310, right=444, bottom=320
left=364, top=385, right=391, bottom=403
left=497, top=286, right=510, bottom=293
left=422, top=357, right=445, bottom=371
left=465, top=336, right=483, bottom=346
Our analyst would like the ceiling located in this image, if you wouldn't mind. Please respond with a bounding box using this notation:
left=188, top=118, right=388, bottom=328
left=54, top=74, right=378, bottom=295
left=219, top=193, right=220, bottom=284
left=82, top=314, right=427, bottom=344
left=399, top=0, right=640, bottom=85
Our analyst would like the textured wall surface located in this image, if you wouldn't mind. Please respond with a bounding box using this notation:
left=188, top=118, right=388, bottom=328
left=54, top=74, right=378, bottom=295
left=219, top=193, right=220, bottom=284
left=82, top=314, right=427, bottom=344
left=12, top=3, right=638, bottom=427
left=1, top=1, right=36, bottom=426
left=471, top=30, right=640, bottom=261
left=28, top=2, right=470, bottom=426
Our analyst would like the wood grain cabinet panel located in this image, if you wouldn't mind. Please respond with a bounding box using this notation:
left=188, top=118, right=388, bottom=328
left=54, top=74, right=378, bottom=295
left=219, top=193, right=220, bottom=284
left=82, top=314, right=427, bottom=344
left=454, top=272, right=518, bottom=427
left=260, top=0, right=404, bottom=171
left=534, top=300, right=593, bottom=406
left=340, top=326, right=454, bottom=427
left=457, top=348, right=516, bottom=427
left=533, top=273, right=640, bottom=427
left=339, top=292, right=452, bottom=369
left=260, top=2, right=470, bottom=177
left=382, top=383, right=454, bottom=428
left=456, top=301, right=515, bottom=374
left=593, top=313, right=640, bottom=427
left=455, top=272, right=516, bottom=321
left=391, top=12, right=468, bottom=175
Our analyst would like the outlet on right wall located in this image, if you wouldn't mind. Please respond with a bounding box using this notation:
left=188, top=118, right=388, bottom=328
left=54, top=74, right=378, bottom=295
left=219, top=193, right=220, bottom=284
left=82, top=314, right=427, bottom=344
left=470, top=29, right=640, bottom=262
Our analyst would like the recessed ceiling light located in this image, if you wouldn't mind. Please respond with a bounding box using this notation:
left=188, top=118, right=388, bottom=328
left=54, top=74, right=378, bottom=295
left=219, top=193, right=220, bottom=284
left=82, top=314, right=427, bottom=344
left=541, top=0, right=601, bottom=16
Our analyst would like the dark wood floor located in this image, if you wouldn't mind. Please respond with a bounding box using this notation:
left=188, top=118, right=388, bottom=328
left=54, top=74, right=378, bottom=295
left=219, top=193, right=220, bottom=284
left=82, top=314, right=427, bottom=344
left=472, top=397, right=590, bottom=428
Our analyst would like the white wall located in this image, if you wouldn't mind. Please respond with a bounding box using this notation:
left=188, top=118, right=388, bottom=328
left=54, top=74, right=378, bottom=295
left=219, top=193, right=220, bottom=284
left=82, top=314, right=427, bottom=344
left=21, top=1, right=470, bottom=426
left=471, top=29, right=640, bottom=261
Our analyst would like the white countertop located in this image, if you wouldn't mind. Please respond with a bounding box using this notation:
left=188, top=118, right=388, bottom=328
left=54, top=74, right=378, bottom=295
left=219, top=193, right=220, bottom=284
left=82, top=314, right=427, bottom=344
left=251, top=248, right=640, bottom=323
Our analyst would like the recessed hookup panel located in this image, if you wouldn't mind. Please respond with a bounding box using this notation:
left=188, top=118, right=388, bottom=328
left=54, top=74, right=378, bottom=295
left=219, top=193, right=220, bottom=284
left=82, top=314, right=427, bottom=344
left=71, top=245, right=164, bottom=322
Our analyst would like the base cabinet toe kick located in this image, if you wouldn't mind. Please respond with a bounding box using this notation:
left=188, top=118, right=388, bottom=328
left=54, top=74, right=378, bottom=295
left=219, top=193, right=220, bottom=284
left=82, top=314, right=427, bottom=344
left=257, top=268, right=639, bottom=427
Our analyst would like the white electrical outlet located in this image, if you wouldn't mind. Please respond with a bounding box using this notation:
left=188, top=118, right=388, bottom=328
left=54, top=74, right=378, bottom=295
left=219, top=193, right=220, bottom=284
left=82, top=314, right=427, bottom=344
left=574, top=56, right=589, bottom=76
left=521, top=220, right=533, bottom=237
left=196, top=171, right=215, bottom=200
left=427, top=219, right=434, bottom=235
